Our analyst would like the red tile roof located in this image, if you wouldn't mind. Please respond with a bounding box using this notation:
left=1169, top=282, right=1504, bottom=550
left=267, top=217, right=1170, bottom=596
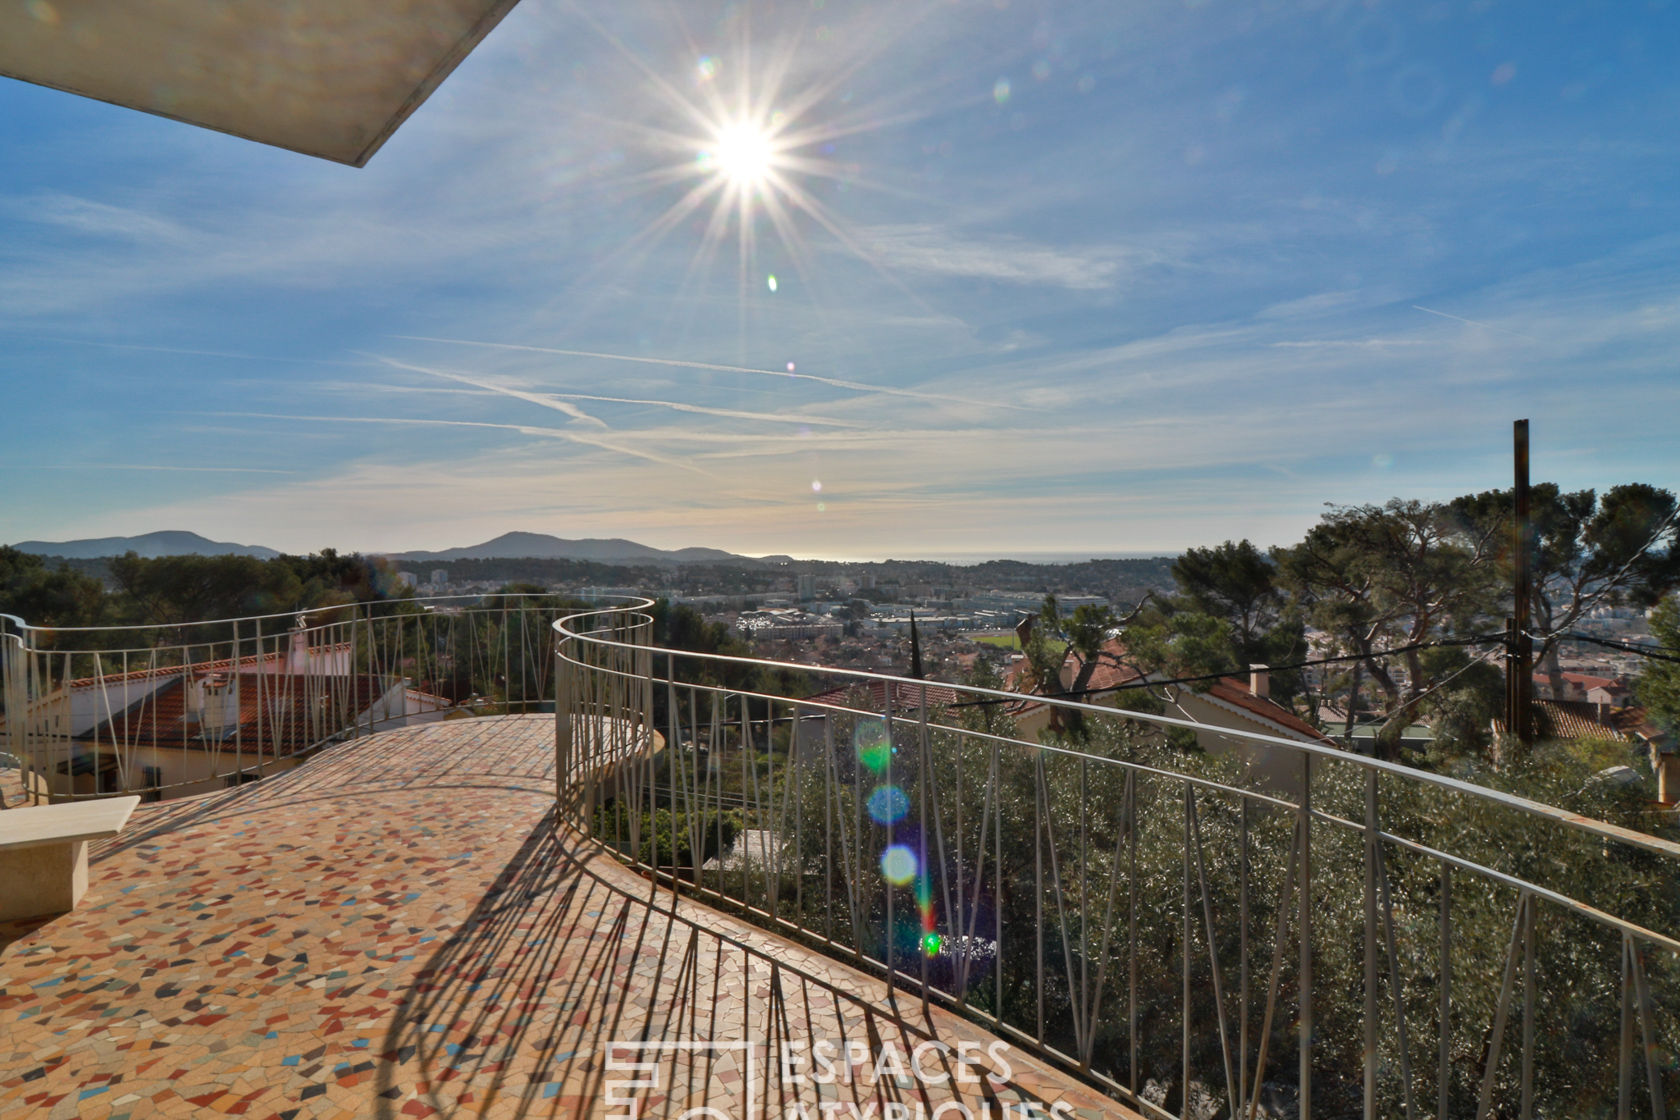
left=79, top=671, right=392, bottom=754
left=1002, top=638, right=1148, bottom=718
left=1204, top=678, right=1337, bottom=744
left=804, top=679, right=963, bottom=712
left=1491, top=699, right=1631, bottom=743
left=1002, top=638, right=1334, bottom=743
left=64, top=642, right=353, bottom=688
left=1003, top=638, right=1145, bottom=697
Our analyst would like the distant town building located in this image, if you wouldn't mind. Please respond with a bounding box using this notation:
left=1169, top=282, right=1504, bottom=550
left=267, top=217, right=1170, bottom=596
left=735, top=608, right=841, bottom=640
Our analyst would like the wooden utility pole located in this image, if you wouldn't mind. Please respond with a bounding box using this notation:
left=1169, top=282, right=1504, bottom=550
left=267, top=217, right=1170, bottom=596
left=1510, top=419, right=1535, bottom=750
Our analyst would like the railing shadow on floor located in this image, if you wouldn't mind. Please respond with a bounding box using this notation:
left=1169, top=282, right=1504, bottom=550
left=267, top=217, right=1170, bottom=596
left=376, top=804, right=1070, bottom=1120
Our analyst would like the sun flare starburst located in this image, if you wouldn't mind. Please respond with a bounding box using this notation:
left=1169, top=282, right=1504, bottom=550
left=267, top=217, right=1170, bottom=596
left=565, top=6, right=945, bottom=330
left=705, top=119, right=778, bottom=189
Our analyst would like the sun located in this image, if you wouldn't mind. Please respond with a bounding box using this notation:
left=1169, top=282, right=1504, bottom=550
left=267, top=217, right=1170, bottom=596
left=570, top=12, right=943, bottom=315
left=707, top=119, right=777, bottom=190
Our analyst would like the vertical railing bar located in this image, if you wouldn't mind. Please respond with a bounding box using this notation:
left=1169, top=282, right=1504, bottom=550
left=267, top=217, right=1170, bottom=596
left=823, top=709, right=835, bottom=944
left=1240, top=797, right=1251, bottom=1116
left=1373, top=840, right=1417, bottom=1120
left=954, top=713, right=966, bottom=1008
left=1083, top=765, right=1132, bottom=1065
left=826, top=713, right=861, bottom=944
left=857, top=705, right=867, bottom=953
left=992, top=737, right=1005, bottom=1025
left=1183, top=779, right=1194, bottom=1118
left=1364, top=770, right=1379, bottom=1120
left=1129, top=768, right=1139, bottom=1098
left=1474, top=891, right=1530, bottom=1120
left=1245, top=818, right=1301, bottom=1120
left=794, top=703, right=804, bottom=930
left=1190, top=790, right=1239, bottom=1120
left=1439, top=864, right=1452, bottom=1120
left=920, top=695, right=958, bottom=1002
left=958, top=734, right=999, bottom=1003
left=741, top=695, right=753, bottom=909
left=1520, top=888, right=1536, bottom=1120
left=1038, top=753, right=1085, bottom=1058
left=1299, top=753, right=1313, bottom=1120
left=1034, top=751, right=1045, bottom=1042
left=231, top=618, right=242, bottom=786
left=1630, top=937, right=1668, bottom=1120
left=1621, top=934, right=1635, bottom=1120
left=918, top=691, right=931, bottom=1013
left=885, top=688, right=896, bottom=990
left=1079, top=754, right=1090, bottom=1062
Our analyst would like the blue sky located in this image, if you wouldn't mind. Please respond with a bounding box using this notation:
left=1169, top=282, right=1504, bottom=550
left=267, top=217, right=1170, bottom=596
left=2, top=0, right=1677, bottom=560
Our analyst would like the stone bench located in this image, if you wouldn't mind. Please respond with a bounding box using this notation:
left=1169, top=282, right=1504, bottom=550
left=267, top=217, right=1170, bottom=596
left=0, top=796, right=140, bottom=922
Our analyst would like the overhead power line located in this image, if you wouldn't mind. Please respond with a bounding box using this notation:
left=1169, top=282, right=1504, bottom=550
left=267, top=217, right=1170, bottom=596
left=951, top=632, right=1508, bottom=707
left=1554, top=631, right=1680, bottom=666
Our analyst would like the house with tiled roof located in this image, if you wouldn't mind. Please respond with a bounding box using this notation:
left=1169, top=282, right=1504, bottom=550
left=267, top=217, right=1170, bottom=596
left=1172, top=669, right=1341, bottom=789
left=1623, top=710, right=1679, bottom=806
left=10, top=625, right=453, bottom=803
left=1535, top=671, right=1631, bottom=710
left=1004, top=637, right=1339, bottom=791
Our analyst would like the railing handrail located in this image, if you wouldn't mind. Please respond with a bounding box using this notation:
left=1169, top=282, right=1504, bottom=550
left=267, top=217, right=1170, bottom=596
left=552, top=596, right=1680, bottom=863
left=554, top=598, right=1680, bottom=1120
left=0, top=592, right=566, bottom=638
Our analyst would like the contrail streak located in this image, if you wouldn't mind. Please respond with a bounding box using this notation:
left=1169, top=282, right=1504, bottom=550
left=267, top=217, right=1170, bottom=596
left=197, top=411, right=713, bottom=477
left=373, top=356, right=609, bottom=429
left=1412, top=304, right=1538, bottom=342
left=390, top=335, right=1021, bottom=409
left=376, top=356, right=865, bottom=429
left=535, top=390, right=867, bottom=429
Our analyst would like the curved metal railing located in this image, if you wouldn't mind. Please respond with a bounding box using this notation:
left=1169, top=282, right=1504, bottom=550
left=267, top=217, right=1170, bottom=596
left=556, top=597, right=1678, bottom=1120
left=0, top=594, right=564, bottom=803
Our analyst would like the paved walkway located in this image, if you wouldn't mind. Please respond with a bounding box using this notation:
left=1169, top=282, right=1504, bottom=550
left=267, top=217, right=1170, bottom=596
left=0, top=716, right=1133, bottom=1120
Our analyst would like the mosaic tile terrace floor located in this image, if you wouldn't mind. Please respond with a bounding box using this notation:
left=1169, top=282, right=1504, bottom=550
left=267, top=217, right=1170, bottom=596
left=0, top=716, right=1136, bottom=1120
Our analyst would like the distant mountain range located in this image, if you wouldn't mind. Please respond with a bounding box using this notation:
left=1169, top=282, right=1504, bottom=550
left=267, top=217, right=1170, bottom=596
left=6, top=529, right=764, bottom=566
left=8, top=531, right=282, bottom=560
left=389, top=532, right=753, bottom=565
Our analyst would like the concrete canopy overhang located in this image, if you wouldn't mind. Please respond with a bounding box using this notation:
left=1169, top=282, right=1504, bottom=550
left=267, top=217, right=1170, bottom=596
left=0, top=0, right=523, bottom=167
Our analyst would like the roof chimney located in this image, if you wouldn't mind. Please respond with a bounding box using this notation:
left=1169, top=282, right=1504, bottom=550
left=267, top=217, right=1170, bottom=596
left=1249, top=664, right=1270, bottom=700
left=289, top=616, right=311, bottom=674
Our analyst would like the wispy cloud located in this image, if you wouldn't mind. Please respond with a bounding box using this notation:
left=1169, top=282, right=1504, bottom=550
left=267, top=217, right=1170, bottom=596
left=854, top=224, right=1125, bottom=290
left=7, top=463, right=297, bottom=475
left=391, top=335, right=1032, bottom=410
left=1269, top=338, right=1430, bottom=349
left=199, top=411, right=712, bottom=476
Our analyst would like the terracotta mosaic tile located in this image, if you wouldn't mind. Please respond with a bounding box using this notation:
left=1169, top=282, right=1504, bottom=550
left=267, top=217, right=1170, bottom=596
left=1, top=716, right=1137, bottom=1119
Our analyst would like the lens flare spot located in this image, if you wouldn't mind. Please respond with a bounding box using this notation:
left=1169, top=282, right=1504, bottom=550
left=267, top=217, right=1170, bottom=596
left=697, top=56, right=718, bottom=81
left=1372, top=453, right=1394, bottom=469
left=816, top=501, right=827, bottom=512
left=880, top=845, right=918, bottom=885
left=920, top=931, right=943, bottom=957
left=786, top=361, right=796, bottom=372
left=854, top=720, right=890, bottom=772
left=811, top=479, right=822, bottom=493
left=867, top=784, right=910, bottom=825
left=766, top=273, right=778, bottom=292
left=993, top=79, right=1011, bottom=105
